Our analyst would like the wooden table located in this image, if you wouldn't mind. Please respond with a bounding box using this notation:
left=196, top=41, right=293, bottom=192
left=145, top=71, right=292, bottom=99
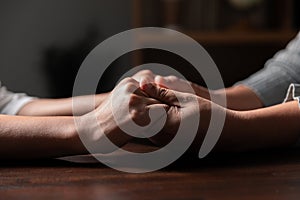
left=1, top=142, right=300, bottom=200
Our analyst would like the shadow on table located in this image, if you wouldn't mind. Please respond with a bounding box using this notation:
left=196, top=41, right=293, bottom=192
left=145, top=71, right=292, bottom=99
left=2, top=140, right=300, bottom=172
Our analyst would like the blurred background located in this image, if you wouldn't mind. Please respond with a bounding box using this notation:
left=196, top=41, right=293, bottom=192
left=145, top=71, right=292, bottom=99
left=0, top=0, right=299, bottom=98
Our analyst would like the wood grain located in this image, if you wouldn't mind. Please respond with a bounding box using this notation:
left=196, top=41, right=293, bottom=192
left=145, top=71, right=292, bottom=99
left=1, top=142, right=300, bottom=200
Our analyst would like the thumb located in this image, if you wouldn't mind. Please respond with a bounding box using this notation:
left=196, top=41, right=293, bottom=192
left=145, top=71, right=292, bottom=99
left=142, top=83, right=181, bottom=107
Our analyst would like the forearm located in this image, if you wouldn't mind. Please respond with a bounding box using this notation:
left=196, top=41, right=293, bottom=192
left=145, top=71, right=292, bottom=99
left=18, top=93, right=109, bottom=116
left=216, top=101, right=300, bottom=152
left=0, top=115, right=86, bottom=160
left=192, top=83, right=263, bottom=111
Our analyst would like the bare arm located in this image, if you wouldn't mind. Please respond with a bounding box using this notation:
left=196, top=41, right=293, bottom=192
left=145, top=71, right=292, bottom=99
left=0, top=115, right=84, bottom=160
left=192, top=83, right=264, bottom=111
left=17, top=93, right=109, bottom=116
left=17, top=70, right=151, bottom=116
left=143, top=83, right=300, bottom=152
left=0, top=78, right=166, bottom=160
left=217, top=100, right=300, bottom=151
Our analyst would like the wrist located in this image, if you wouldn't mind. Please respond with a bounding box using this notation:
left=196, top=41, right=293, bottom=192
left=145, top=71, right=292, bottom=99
left=201, top=104, right=244, bottom=152
left=192, top=83, right=211, bottom=100
left=77, top=109, right=132, bottom=154
left=95, top=93, right=110, bottom=108
left=62, top=117, right=88, bottom=155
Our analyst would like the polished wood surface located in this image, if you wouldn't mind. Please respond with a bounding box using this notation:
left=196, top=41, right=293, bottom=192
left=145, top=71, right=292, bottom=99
left=1, top=143, right=300, bottom=200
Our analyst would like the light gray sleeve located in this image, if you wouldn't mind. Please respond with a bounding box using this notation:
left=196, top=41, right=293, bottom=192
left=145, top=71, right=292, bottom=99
left=0, top=84, right=36, bottom=115
left=235, top=32, right=300, bottom=107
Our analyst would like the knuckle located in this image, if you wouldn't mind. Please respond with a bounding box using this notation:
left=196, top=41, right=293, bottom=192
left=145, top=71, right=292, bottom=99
left=133, top=70, right=153, bottom=78
left=142, top=69, right=153, bottom=75
left=159, top=88, right=179, bottom=103
left=124, top=82, right=137, bottom=93
left=130, top=108, right=140, bottom=120
left=168, top=75, right=178, bottom=81
left=121, top=77, right=131, bottom=83
left=158, top=87, right=168, bottom=99
left=128, top=94, right=140, bottom=106
left=130, top=107, right=150, bottom=126
left=138, top=69, right=152, bottom=75
left=121, top=77, right=134, bottom=84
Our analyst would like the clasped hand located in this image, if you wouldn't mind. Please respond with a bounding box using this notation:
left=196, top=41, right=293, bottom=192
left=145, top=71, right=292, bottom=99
left=78, top=70, right=206, bottom=152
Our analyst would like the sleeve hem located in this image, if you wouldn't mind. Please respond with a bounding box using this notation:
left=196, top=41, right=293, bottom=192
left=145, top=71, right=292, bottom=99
left=282, top=84, right=300, bottom=147
left=283, top=83, right=300, bottom=105
left=2, top=96, right=37, bottom=115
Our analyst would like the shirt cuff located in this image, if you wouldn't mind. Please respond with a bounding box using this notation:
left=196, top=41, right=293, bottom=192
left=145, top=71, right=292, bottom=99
left=1, top=95, right=36, bottom=115
left=283, top=83, right=300, bottom=106
left=283, top=84, right=300, bottom=147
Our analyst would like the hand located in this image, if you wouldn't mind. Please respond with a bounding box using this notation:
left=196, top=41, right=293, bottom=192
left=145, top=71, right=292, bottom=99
left=141, top=83, right=211, bottom=147
left=154, top=75, right=210, bottom=98
left=132, top=69, right=194, bottom=92
left=155, top=75, right=193, bottom=92
left=132, top=70, right=207, bottom=98
left=78, top=77, right=168, bottom=153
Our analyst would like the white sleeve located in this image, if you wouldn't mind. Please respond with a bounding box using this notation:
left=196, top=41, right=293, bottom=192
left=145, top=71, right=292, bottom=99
left=0, top=83, right=36, bottom=115
left=283, top=83, right=300, bottom=147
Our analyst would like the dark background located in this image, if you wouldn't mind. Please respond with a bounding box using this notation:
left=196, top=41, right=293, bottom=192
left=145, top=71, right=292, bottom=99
left=0, top=0, right=299, bottom=98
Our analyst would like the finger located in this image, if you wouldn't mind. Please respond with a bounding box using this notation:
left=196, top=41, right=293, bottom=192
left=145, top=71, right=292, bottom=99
left=142, top=83, right=180, bottom=107
left=154, top=75, right=170, bottom=88
left=117, top=77, right=140, bottom=94
left=143, top=83, right=198, bottom=107
left=147, top=105, right=179, bottom=146
left=144, top=103, right=170, bottom=136
left=145, top=97, right=162, bottom=105
left=140, top=75, right=155, bottom=89
left=131, top=103, right=168, bottom=131
left=133, top=87, right=149, bottom=97
left=155, top=75, right=194, bottom=93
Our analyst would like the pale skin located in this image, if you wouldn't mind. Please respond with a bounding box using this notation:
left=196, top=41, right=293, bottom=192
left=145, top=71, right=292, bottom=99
left=136, top=70, right=264, bottom=111
left=137, top=70, right=300, bottom=151
left=0, top=74, right=167, bottom=160
left=1, top=70, right=300, bottom=160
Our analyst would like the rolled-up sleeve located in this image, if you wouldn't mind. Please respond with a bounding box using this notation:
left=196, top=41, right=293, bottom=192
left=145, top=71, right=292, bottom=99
left=235, top=32, right=300, bottom=107
left=0, top=83, right=35, bottom=115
